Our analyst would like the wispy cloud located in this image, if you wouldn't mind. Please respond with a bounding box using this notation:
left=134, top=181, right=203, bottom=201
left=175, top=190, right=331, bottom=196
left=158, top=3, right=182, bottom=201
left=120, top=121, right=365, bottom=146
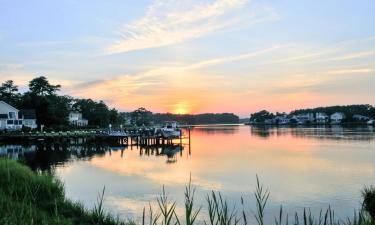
left=106, top=0, right=277, bottom=54
left=70, top=46, right=280, bottom=111
left=325, top=68, right=375, bottom=75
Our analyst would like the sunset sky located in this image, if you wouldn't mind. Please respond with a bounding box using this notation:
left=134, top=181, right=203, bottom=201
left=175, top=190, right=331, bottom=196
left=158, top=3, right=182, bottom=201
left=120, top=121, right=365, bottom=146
left=1, top=0, right=374, bottom=116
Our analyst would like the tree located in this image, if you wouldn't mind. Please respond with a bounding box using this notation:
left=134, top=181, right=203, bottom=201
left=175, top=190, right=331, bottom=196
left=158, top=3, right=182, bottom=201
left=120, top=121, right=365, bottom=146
left=131, top=107, right=152, bottom=126
left=109, top=108, right=119, bottom=125
left=29, top=76, right=61, bottom=96
left=0, top=80, right=20, bottom=106
left=250, top=110, right=275, bottom=123
left=72, top=99, right=112, bottom=127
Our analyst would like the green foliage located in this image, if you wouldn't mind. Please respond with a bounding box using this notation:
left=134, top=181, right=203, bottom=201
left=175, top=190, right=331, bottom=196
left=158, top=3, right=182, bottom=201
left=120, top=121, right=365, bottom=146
left=184, top=176, right=201, bottom=225
left=362, top=186, right=375, bottom=220
left=0, top=159, right=133, bottom=225
left=2, top=160, right=375, bottom=225
left=152, top=113, right=239, bottom=125
left=254, top=175, right=270, bottom=225
left=29, top=76, right=61, bottom=96
left=250, top=110, right=275, bottom=123
left=0, top=80, right=21, bottom=106
left=291, top=105, right=374, bottom=121
left=1, top=77, right=122, bottom=129
left=72, top=99, right=114, bottom=127
left=131, top=107, right=153, bottom=126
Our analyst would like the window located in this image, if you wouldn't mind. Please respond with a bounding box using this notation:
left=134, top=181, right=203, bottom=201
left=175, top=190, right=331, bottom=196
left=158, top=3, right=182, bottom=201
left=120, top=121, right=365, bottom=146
left=7, top=120, right=13, bottom=125
left=9, top=112, right=15, bottom=119
left=18, top=120, right=22, bottom=125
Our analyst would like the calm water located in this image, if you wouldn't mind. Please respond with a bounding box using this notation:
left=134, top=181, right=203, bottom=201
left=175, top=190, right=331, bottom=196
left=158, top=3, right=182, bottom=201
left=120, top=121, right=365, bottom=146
left=2, top=125, right=375, bottom=223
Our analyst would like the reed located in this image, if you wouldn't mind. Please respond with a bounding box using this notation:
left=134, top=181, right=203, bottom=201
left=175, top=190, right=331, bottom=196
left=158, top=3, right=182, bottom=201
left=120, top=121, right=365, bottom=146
left=2, top=158, right=375, bottom=225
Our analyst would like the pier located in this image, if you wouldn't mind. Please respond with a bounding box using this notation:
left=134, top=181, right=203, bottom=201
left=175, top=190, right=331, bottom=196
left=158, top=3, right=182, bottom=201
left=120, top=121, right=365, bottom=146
left=0, top=127, right=190, bottom=147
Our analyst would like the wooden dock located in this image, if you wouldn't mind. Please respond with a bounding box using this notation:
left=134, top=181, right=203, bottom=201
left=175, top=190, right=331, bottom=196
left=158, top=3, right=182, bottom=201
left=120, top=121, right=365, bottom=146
left=0, top=128, right=189, bottom=147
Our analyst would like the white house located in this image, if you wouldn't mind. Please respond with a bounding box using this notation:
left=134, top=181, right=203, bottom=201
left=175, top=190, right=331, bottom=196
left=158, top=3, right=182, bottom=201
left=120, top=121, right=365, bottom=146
left=315, top=112, right=329, bottom=124
left=69, top=111, right=88, bottom=127
left=0, top=101, right=23, bottom=130
left=330, top=112, right=346, bottom=124
left=274, top=115, right=290, bottom=125
left=19, top=109, right=37, bottom=129
left=295, top=113, right=314, bottom=124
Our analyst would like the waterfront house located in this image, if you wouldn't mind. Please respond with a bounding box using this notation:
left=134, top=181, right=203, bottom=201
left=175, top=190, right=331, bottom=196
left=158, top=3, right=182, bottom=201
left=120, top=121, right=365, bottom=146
left=315, top=112, right=329, bottom=124
left=274, top=115, right=290, bottom=125
left=295, top=113, right=314, bottom=124
left=19, top=109, right=37, bottom=129
left=69, top=111, right=88, bottom=127
left=330, top=112, right=346, bottom=124
left=0, top=101, right=22, bottom=130
left=352, top=114, right=370, bottom=121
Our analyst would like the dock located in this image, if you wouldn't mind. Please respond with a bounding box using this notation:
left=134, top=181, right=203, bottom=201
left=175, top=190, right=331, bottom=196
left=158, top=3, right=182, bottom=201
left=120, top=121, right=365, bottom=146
left=0, top=127, right=190, bottom=147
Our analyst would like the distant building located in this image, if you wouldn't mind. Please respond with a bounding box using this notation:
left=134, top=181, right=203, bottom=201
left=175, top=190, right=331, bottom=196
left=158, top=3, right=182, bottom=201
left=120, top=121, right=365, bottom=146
left=315, top=112, right=329, bottom=124
left=69, top=111, right=88, bottom=127
left=352, top=114, right=370, bottom=121
left=295, top=113, right=314, bottom=124
left=330, top=112, right=346, bottom=124
left=19, top=109, right=37, bottom=129
left=274, top=114, right=290, bottom=125
left=0, top=101, right=23, bottom=130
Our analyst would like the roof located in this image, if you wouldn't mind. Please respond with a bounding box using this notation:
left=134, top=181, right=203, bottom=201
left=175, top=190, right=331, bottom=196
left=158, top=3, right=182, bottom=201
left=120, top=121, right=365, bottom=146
left=19, top=109, right=37, bottom=119
left=0, top=114, right=8, bottom=119
left=0, top=101, right=19, bottom=112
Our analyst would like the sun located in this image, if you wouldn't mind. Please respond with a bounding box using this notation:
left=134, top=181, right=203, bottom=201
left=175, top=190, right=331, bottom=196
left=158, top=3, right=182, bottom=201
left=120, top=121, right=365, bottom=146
left=172, top=102, right=190, bottom=114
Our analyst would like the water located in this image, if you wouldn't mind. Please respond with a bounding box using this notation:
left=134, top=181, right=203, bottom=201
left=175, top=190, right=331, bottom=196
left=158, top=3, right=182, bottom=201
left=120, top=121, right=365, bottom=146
left=1, top=125, right=375, bottom=223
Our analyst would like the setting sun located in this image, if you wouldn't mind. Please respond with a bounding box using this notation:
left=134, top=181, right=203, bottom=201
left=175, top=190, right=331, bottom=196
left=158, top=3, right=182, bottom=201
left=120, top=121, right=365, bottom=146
left=171, top=102, right=189, bottom=114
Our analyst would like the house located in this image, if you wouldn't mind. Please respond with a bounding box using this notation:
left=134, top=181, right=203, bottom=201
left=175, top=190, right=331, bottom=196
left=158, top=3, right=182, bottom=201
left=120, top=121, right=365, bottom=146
left=295, top=113, right=314, bottom=124
left=69, top=111, right=88, bottom=127
left=330, top=112, right=346, bottom=124
left=274, top=115, right=290, bottom=125
left=0, top=101, right=23, bottom=130
left=19, top=109, right=37, bottom=129
left=352, top=114, right=370, bottom=121
left=315, top=112, right=329, bottom=124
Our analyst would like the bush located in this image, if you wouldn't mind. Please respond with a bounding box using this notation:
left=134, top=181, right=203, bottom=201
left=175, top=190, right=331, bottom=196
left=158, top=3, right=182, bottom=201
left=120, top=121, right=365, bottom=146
left=363, top=186, right=375, bottom=220
left=0, top=159, right=132, bottom=225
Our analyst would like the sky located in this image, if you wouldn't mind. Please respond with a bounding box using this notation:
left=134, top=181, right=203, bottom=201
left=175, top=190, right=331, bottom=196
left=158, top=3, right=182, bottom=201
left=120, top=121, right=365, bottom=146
left=0, top=0, right=374, bottom=117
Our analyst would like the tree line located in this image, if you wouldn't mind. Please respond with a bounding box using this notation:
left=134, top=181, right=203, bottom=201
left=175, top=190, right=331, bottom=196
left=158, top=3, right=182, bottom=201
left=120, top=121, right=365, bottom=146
left=0, top=77, right=120, bottom=130
left=250, top=105, right=375, bottom=123
left=1, top=77, right=240, bottom=130
left=152, top=112, right=239, bottom=125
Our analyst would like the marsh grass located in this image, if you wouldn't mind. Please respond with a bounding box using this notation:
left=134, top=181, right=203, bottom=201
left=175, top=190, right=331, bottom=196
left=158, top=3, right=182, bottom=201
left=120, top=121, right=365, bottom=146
left=2, top=158, right=375, bottom=225
left=140, top=176, right=375, bottom=225
left=0, top=158, right=131, bottom=225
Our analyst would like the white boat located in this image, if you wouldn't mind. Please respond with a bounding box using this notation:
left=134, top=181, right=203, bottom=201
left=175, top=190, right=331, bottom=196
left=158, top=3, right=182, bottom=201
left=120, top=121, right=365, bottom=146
left=159, top=121, right=181, bottom=138
left=368, top=120, right=374, bottom=125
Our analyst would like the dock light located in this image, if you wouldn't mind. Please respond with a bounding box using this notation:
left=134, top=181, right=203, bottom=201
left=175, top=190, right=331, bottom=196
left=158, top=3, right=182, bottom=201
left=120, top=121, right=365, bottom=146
left=109, top=124, right=112, bottom=133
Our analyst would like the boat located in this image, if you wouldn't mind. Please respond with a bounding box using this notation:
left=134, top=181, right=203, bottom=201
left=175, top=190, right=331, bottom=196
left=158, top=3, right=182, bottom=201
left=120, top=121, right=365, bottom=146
left=159, top=121, right=181, bottom=138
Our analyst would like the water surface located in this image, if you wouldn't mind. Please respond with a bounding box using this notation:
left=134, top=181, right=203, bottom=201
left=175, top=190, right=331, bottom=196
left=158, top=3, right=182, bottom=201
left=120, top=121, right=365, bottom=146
left=2, top=125, right=375, bottom=222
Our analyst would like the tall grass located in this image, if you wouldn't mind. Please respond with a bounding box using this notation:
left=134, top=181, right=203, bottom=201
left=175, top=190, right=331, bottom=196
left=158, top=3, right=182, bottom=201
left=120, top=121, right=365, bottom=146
left=0, top=158, right=132, bottom=225
left=2, top=158, right=375, bottom=225
left=140, top=176, right=375, bottom=225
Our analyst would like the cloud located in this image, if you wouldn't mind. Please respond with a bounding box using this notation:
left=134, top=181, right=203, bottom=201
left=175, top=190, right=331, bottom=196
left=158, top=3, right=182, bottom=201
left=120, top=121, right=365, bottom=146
left=106, top=0, right=277, bottom=54
left=325, top=68, right=375, bottom=75
left=69, top=46, right=281, bottom=111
